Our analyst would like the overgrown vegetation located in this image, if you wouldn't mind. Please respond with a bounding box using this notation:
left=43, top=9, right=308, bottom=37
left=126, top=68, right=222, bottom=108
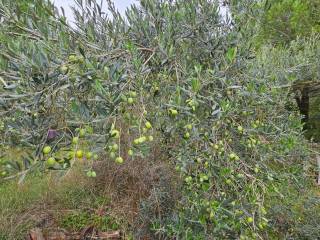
left=0, top=0, right=319, bottom=239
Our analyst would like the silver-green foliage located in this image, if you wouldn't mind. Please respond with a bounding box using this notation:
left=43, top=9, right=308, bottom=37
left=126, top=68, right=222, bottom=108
left=0, top=0, right=314, bottom=238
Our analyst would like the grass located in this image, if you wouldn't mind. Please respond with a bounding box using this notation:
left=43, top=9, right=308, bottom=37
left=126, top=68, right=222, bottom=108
left=0, top=165, right=125, bottom=239
left=0, top=173, right=49, bottom=239
left=59, top=212, right=120, bottom=232
left=264, top=159, right=320, bottom=239
left=0, top=152, right=179, bottom=240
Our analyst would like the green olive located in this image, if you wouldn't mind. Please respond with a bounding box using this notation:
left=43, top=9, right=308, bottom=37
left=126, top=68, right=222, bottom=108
left=115, top=156, right=124, bottom=164
left=237, top=125, right=243, bottom=132
left=184, top=132, right=190, bottom=139
left=112, top=143, right=119, bottom=151
left=76, top=150, right=83, bottom=158
left=127, top=98, right=134, bottom=104
left=247, top=217, right=253, bottom=223
left=86, top=152, right=93, bottom=159
left=169, top=109, right=178, bottom=116
left=79, top=129, right=86, bottom=137
left=111, top=129, right=120, bottom=138
left=72, top=137, right=79, bottom=144
left=145, top=121, right=152, bottom=129
left=110, top=152, right=116, bottom=159
left=46, top=157, right=56, bottom=167
left=129, top=91, right=137, bottom=97
left=43, top=146, right=52, bottom=154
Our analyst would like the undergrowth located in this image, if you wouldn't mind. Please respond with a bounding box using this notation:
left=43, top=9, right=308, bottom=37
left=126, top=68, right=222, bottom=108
left=0, top=165, right=123, bottom=239
left=0, top=153, right=179, bottom=239
left=1, top=154, right=319, bottom=239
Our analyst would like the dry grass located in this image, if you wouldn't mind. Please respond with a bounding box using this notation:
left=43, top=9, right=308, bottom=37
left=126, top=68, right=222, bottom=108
left=92, top=154, right=180, bottom=235
left=90, top=119, right=181, bottom=236
left=0, top=144, right=180, bottom=239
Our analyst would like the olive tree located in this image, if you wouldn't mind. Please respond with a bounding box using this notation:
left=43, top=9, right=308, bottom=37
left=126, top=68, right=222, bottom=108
left=0, top=0, right=313, bottom=238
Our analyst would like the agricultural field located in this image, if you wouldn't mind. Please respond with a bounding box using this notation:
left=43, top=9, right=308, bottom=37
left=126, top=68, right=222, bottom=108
left=0, top=0, right=320, bottom=239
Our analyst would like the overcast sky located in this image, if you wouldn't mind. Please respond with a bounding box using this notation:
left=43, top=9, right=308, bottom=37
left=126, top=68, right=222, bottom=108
left=53, top=0, right=229, bottom=25
left=53, top=0, right=138, bottom=24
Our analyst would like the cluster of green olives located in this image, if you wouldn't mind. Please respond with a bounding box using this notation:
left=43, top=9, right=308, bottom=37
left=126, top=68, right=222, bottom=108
left=42, top=127, right=98, bottom=177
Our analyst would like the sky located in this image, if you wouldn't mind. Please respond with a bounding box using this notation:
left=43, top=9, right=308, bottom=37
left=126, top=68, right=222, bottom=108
left=53, top=0, right=229, bottom=25
left=53, top=0, right=138, bottom=24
